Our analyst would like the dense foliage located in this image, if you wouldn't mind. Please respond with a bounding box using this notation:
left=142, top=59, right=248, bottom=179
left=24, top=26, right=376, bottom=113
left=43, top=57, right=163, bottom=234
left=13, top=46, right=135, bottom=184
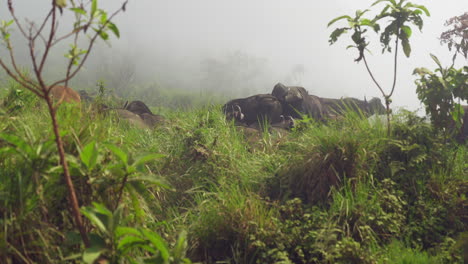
left=0, top=85, right=466, bottom=263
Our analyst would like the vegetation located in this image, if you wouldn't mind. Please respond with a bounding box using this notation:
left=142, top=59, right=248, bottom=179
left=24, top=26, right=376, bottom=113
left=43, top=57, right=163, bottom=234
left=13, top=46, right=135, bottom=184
left=414, top=12, right=468, bottom=137
left=328, top=0, right=430, bottom=134
left=0, top=1, right=466, bottom=263
left=0, top=84, right=466, bottom=263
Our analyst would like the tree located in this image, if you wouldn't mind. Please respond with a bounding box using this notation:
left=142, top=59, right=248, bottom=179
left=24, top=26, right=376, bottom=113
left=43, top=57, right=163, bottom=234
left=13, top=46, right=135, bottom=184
left=328, top=0, right=430, bottom=134
left=414, top=13, right=468, bottom=137
left=440, top=12, right=468, bottom=63
left=0, top=0, right=127, bottom=247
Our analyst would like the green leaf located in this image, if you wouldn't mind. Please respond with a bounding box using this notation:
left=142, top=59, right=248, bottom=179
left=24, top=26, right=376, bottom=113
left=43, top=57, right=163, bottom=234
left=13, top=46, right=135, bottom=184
left=401, top=25, right=412, bottom=38
left=132, top=153, right=164, bottom=168
left=83, top=246, right=105, bottom=264
left=93, top=28, right=109, bottom=41
left=100, top=11, right=108, bottom=24
left=55, top=0, right=67, bottom=8
left=327, top=15, right=351, bottom=27
left=430, top=54, right=443, bottom=70
left=105, top=144, right=128, bottom=165
left=116, top=227, right=141, bottom=238
left=117, top=236, right=146, bottom=251
left=81, top=206, right=108, bottom=234
left=329, top=27, right=348, bottom=45
left=140, top=229, right=170, bottom=261
left=70, top=7, right=86, bottom=16
left=127, top=175, right=172, bottom=190
left=91, top=0, right=97, bottom=17
left=409, top=4, right=430, bottom=16
left=0, top=133, right=34, bottom=159
left=80, top=141, right=98, bottom=171
left=108, top=22, right=120, bottom=38
left=402, top=38, right=411, bottom=57
left=359, top=18, right=373, bottom=26
left=413, top=67, right=432, bottom=76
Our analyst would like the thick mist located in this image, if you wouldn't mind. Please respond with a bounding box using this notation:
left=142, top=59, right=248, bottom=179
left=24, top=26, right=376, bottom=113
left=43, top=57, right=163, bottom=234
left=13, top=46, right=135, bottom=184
left=1, top=0, right=467, bottom=110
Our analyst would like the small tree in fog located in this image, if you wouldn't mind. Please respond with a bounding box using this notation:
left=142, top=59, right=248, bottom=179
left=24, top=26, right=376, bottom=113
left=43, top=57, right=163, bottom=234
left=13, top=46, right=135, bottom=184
left=0, top=0, right=127, bottom=247
left=328, top=0, right=430, bottom=134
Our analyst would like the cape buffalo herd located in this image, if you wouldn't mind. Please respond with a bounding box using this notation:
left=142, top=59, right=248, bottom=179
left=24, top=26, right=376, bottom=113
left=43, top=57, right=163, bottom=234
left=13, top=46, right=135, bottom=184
left=223, top=82, right=387, bottom=131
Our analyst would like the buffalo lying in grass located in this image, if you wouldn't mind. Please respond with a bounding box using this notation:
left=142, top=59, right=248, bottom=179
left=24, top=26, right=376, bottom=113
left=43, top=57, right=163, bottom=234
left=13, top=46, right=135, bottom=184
left=223, top=94, right=283, bottom=127
left=49, top=85, right=81, bottom=104
left=124, top=100, right=154, bottom=116
left=272, top=83, right=325, bottom=121
left=106, top=100, right=165, bottom=129
left=320, top=96, right=386, bottom=118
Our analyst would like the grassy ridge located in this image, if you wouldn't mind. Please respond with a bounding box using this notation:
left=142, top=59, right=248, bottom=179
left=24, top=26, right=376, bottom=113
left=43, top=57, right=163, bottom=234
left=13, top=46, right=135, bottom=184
left=0, top=86, right=466, bottom=263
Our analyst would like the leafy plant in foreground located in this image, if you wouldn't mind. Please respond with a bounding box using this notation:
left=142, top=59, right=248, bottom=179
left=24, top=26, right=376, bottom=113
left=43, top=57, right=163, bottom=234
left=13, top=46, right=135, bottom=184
left=0, top=0, right=127, bottom=247
left=328, top=0, right=430, bottom=134
left=80, top=203, right=191, bottom=263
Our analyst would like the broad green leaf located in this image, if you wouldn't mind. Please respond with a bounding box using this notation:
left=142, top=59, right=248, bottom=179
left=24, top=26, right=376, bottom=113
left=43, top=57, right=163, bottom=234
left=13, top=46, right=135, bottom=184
left=413, top=67, right=432, bottom=75
left=0, top=133, right=33, bottom=159
left=360, top=18, right=374, bottom=26
left=140, top=229, right=170, bottom=261
left=108, top=22, right=120, bottom=38
left=80, top=141, right=98, bottom=171
left=100, top=10, right=108, bottom=24
left=83, top=246, right=105, bottom=264
left=55, top=0, right=67, bottom=8
left=401, top=25, right=412, bottom=38
left=127, top=175, right=172, bottom=190
left=116, top=226, right=141, bottom=238
left=81, top=206, right=107, bottom=234
left=70, top=7, right=86, bottom=16
left=327, top=15, right=351, bottom=27
left=92, top=202, right=113, bottom=217
left=401, top=38, right=411, bottom=57
left=329, top=27, right=348, bottom=45
left=105, top=143, right=128, bottom=165
left=93, top=28, right=109, bottom=41
left=409, top=4, right=430, bottom=16
left=117, top=236, right=146, bottom=251
left=132, top=153, right=164, bottom=167
left=91, top=0, right=97, bottom=17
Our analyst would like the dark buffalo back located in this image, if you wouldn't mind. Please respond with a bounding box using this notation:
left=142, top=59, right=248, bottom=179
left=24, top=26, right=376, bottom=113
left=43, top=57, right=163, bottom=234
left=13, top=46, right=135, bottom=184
left=223, top=94, right=283, bottom=126
left=124, top=100, right=153, bottom=116
left=272, top=83, right=324, bottom=121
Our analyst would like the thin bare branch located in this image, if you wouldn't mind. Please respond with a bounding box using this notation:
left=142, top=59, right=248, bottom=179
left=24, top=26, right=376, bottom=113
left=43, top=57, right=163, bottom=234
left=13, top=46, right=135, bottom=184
left=32, top=9, right=53, bottom=44
left=362, top=54, right=386, bottom=97
left=388, top=29, right=400, bottom=98
left=50, top=1, right=128, bottom=88
left=7, top=0, right=28, bottom=39
left=38, top=1, right=58, bottom=75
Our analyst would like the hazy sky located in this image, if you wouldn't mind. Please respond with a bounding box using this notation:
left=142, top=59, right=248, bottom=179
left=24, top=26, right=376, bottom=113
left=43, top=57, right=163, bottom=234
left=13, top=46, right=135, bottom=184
left=1, top=0, right=467, bottom=111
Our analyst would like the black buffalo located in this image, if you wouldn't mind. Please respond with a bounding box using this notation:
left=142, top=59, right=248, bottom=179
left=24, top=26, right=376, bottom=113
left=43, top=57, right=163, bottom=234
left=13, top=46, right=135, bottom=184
left=272, top=83, right=325, bottom=121
left=124, top=100, right=153, bottom=116
left=107, top=100, right=165, bottom=128
left=223, top=94, right=283, bottom=126
left=320, top=96, right=386, bottom=118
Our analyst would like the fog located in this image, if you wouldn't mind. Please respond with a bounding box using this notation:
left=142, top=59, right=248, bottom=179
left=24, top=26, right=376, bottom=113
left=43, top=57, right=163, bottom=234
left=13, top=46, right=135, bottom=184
left=1, top=0, right=467, bottom=110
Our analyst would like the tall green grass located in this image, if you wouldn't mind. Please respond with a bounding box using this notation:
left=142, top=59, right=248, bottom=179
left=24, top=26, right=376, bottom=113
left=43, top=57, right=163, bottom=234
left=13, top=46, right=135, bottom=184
left=0, top=85, right=466, bottom=263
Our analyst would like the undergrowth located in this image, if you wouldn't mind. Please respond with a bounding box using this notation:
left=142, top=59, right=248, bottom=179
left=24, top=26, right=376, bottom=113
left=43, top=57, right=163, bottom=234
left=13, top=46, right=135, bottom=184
left=0, top=85, right=466, bottom=263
